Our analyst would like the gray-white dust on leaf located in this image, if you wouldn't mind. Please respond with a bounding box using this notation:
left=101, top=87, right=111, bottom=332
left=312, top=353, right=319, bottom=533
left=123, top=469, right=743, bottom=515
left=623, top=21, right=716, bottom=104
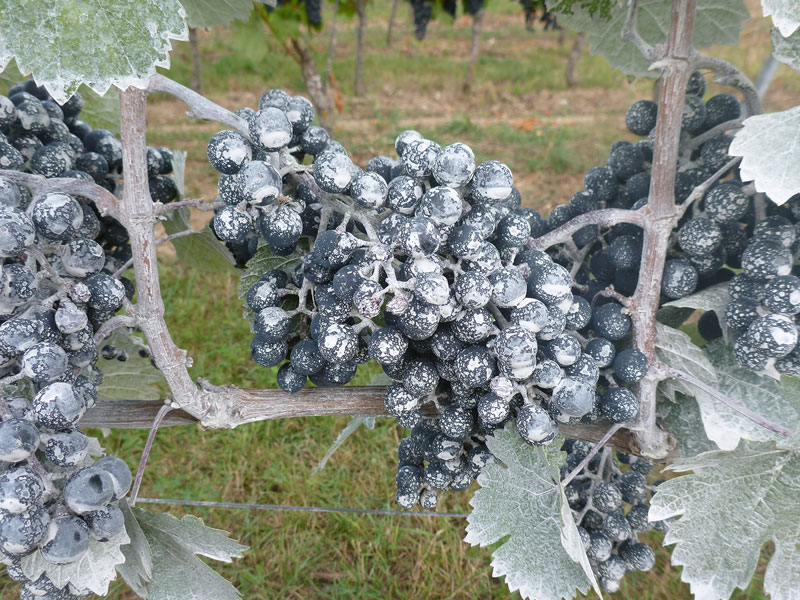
left=21, top=529, right=129, bottom=596
left=772, top=26, right=800, bottom=72
left=97, top=332, right=165, bottom=401
left=662, top=283, right=730, bottom=340
left=654, top=323, right=717, bottom=386
left=762, top=0, right=800, bottom=37
left=179, top=0, right=255, bottom=29
left=0, top=0, right=188, bottom=104
left=657, top=387, right=717, bottom=457
left=465, top=425, right=598, bottom=600
left=778, top=376, right=800, bottom=448
left=132, top=507, right=247, bottom=600
left=556, top=0, right=748, bottom=78
left=699, top=340, right=798, bottom=449
left=117, top=499, right=153, bottom=596
left=729, top=105, right=800, bottom=206
left=650, top=443, right=800, bottom=600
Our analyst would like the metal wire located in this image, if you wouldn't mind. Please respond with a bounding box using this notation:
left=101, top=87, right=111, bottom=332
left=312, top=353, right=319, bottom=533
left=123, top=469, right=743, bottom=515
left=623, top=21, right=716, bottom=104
left=135, top=497, right=468, bottom=518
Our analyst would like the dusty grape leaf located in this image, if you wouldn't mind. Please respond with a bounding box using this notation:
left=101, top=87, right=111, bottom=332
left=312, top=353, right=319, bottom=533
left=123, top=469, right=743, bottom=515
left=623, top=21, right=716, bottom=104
left=465, top=426, right=598, bottom=600
left=651, top=443, right=800, bottom=600
left=762, top=0, right=800, bottom=37
left=556, top=0, right=748, bottom=78
left=237, top=243, right=304, bottom=302
left=654, top=323, right=717, bottom=387
left=117, top=499, right=153, bottom=596
left=0, top=0, right=188, bottom=104
left=772, top=27, right=800, bottom=72
left=161, top=150, right=237, bottom=274
left=729, top=106, right=800, bottom=206
left=133, top=508, right=247, bottom=600
left=658, top=388, right=717, bottom=457
left=21, top=529, right=129, bottom=596
left=662, top=283, right=730, bottom=339
left=98, top=332, right=164, bottom=401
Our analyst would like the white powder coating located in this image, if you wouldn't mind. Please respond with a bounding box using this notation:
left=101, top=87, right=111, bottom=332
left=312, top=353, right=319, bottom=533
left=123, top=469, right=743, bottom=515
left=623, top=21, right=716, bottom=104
left=402, top=139, right=440, bottom=178
left=0, top=467, right=43, bottom=513
left=414, top=272, right=450, bottom=306
left=0, top=1, right=188, bottom=104
left=32, top=192, right=83, bottom=237
left=433, top=142, right=475, bottom=188
left=32, top=380, right=82, bottom=427
left=471, top=161, right=513, bottom=202
left=15, top=102, right=50, bottom=132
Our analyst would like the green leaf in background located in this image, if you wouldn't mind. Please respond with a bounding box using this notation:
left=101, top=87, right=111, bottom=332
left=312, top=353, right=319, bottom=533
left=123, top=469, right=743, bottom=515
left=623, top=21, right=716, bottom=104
left=161, top=150, right=237, bottom=273
left=556, top=0, right=748, bottom=78
left=650, top=442, right=800, bottom=600
left=179, top=0, right=255, bottom=29
left=237, top=243, right=304, bottom=301
left=132, top=508, right=247, bottom=600
left=0, top=0, right=188, bottom=104
left=729, top=105, right=800, bottom=206
left=98, top=332, right=165, bottom=401
left=464, top=426, right=599, bottom=600
left=21, top=529, right=130, bottom=596
left=118, top=499, right=154, bottom=597
left=762, top=0, right=800, bottom=37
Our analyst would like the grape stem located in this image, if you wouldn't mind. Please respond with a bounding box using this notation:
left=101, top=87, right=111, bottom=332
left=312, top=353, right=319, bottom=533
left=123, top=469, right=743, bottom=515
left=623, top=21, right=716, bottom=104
left=527, top=208, right=646, bottom=251
left=692, top=53, right=764, bottom=117
left=155, top=198, right=225, bottom=215
left=659, top=365, right=792, bottom=437
left=621, top=0, right=655, bottom=61
left=626, top=0, right=697, bottom=459
left=677, top=156, right=743, bottom=218
left=0, top=170, right=120, bottom=219
left=682, top=118, right=744, bottom=154
left=129, top=402, right=174, bottom=507
left=562, top=424, right=624, bottom=487
left=93, top=315, right=137, bottom=345
left=147, top=74, right=250, bottom=139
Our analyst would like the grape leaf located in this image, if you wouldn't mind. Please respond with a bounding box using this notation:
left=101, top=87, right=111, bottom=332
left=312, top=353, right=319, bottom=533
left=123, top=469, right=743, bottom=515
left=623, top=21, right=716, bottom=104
left=662, top=283, right=730, bottom=337
left=237, top=243, right=304, bottom=302
left=464, top=426, right=599, bottom=600
left=21, top=529, right=130, bottom=596
left=660, top=338, right=796, bottom=451
left=654, top=323, right=717, bottom=387
left=98, top=332, right=164, bottom=400
left=772, top=27, right=800, bottom=72
left=650, top=442, right=800, bottom=600
left=728, top=105, right=800, bottom=206
left=161, top=150, right=237, bottom=274
left=117, top=499, right=154, bottom=596
left=556, top=0, right=748, bottom=78
left=0, top=0, right=188, bottom=104
left=698, top=341, right=798, bottom=448
left=657, top=388, right=717, bottom=457
left=132, top=507, right=247, bottom=600
left=762, top=0, right=800, bottom=37
left=778, top=376, right=800, bottom=448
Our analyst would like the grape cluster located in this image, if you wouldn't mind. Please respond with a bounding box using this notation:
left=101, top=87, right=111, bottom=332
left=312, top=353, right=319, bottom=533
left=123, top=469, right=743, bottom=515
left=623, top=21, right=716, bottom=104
left=408, top=0, right=433, bottom=40
left=204, top=90, right=661, bottom=513
left=0, top=80, right=171, bottom=599
left=304, top=0, right=322, bottom=27
left=564, top=443, right=668, bottom=593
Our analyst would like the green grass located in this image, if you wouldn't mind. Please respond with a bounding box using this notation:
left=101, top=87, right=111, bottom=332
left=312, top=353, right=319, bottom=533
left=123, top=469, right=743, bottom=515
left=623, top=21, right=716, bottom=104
left=1, top=0, right=791, bottom=597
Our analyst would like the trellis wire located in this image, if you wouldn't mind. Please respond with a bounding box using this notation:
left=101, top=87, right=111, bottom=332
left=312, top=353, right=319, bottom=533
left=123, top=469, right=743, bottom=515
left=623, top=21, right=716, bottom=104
left=135, top=497, right=468, bottom=518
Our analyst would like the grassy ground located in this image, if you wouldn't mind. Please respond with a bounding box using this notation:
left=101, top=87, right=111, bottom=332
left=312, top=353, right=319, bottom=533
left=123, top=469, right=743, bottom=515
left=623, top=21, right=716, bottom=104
left=2, top=0, right=797, bottom=597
